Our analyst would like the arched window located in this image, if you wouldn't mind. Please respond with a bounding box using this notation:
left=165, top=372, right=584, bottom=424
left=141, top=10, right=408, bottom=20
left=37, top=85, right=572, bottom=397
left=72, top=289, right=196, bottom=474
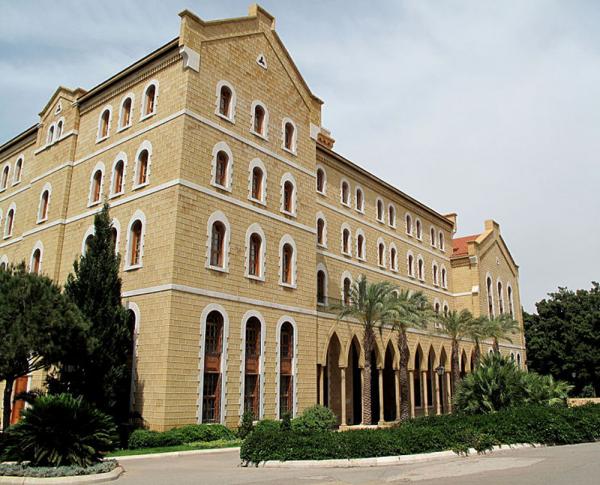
left=83, top=232, right=94, bottom=256
left=202, top=310, right=224, bottom=423
left=432, top=263, right=439, bottom=286
left=129, top=220, right=143, bottom=267
left=416, top=219, right=422, bottom=240
left=343, top=277, right=352, bottom=306
left=407, top=253, right=414, bottom=277
left=316, top=168, right=326, bottom=194
left=219, top=85, right=233, bottom=117
left=98, top=108, right=111, bottom=140
left=91, top=169, right=103, bottom=204
left=248, top=233, right=262, bottom=278
left=378, top=242, right=385, bottom=267
left=251, top=166, right=263, bottom=201
left=279, top=321, right=295, bottom=417
left=417, top=257, right=424, bottom=280
left=55, top=120, right=63, bottom=140
left=486, top=276, right=494, bottom=316
left=244, top=316, right=262, bottom=417
left=142, top=83, right=157, bottom=117
left=215, top=151, right=229, bottom=188
left=281, top=243, right=294, bottom=285
left=283, top=180, right=294, bottom=214
left=110, top=227, right=118, bottom=252
left=13, top=158, right=23, bottom=184
left=119, top=96, right=133, bottom=129
left=390, top=245, right=397, bottom=271
left=112, top=159, right=125, bottom=195
left=283, top=121, right=296, bottom=152
left=430, top=227, right=436, bottom=246
left=516, top=353, right=522, bottom=368
left=443, top=303, right=449, bottom=317
left=376, top=199, right=384, bottom=222
left=317, top=218, right=326, bottom=246
left=405, top=214, right=413, bottom=235
left=210, top=221, right=226, bottom=268
left=355, top=187, right=364, bottom=212
left=439, top=231, right=445, bottom=251
left=317, top=269, right=327, bottom=305
left=253, top=104, right=266, bottom=136
left=388, top=204, right=396, bottom=227
left=31, top=248, right=41, bottom=274
left=497, top=281, right=504, bottom=314
left=441, top=267, right=447, bottom=288
left=47, top=124, right=55, bottom=144
left=356, top=232, right=365, bottom=259
left=434, top=301, right=441, bottom=315
left=5, top=206, right=15, bottom=238
left=508, top=285, right=514, bottom=317
left=340, top=180, right=350, bottom=206
left=342, top=228, right=351, bottom=255
left=38, top=189, right=50, bottom=222
left=136, top=149, right=149, bottom=186
left=1, top=166, right=9, bottom=190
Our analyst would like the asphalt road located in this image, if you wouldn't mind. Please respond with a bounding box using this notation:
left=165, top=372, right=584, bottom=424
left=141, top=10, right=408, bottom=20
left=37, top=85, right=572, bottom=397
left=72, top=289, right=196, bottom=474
left=116, top=441, right=600, bottom=485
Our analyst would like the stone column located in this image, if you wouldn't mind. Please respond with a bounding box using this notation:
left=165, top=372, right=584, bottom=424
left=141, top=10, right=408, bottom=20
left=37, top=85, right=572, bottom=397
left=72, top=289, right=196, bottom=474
left=409, top=370, right=415, bottom=419
left=395, top=369, right=401, bottom=422
left=360, top=367, right=365, bottom=425
left=445, top=372, right=452, bottom=413
left=319, top=365, right=325, bottom=406
left=421, top=371, right=429, bottom=417
left=378, top=368, right=384, bottom=424
left=434, top=372, right=441, bottom=415
left=340, top=367, right=347, bottom=426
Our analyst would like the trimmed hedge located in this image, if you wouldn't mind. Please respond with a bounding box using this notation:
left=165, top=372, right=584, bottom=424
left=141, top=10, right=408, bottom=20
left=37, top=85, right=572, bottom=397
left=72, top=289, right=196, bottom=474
left=0, top=460, right=117, bottom=478
left=240, top=404, right=600, bottom=464
left=128, top=424, right=235, bottom=449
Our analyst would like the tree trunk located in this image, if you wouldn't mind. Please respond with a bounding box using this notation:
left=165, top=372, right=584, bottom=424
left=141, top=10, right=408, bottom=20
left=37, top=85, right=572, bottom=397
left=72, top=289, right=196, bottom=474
left=362, top=328, right=374, bottom=425
left=398, top=329, right=411, bottom=422
left=2, top=376, right=14, bottom=431
left=451, top=339, right=460, bottom=398
left=493, top=338, right=500, bottom=353
left=473, top=341, right=481, bottom=367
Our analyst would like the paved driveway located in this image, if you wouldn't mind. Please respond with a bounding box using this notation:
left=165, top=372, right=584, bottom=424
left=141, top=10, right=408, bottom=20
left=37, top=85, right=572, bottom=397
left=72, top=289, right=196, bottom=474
left=116, top=441, right=600, bottom=485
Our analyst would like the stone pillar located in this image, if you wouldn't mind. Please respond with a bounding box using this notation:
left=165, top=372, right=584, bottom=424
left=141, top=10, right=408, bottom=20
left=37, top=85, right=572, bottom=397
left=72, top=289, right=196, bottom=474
left=395, top=369, right=401, bottom=421
left=434, top=373, right=441, bottom=415
left=340, top=367, right=347, bottom=426
left=360, top=367, right=365, bottom=425
left=378, top=368, right=384, bottom=424
left=421, top=371, right=429, bottom=417
left=319, top=365, right=325, bottom=406
left=445, top=372, right=452, bottom=413
left=409, top=370, right=415, bottom=419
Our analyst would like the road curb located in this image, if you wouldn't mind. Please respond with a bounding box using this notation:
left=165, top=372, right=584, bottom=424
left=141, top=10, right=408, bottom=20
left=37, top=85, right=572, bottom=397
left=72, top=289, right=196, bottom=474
left=0, top=466, right=123, bottom=485
left=111, top=446, right=241, bottom=462
left=259, top=443, right=542, bottom=468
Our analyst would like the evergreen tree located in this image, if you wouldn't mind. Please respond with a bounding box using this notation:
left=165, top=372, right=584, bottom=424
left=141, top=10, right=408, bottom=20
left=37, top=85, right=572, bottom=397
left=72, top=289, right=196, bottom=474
left=53, top=204, right=133, bottom=430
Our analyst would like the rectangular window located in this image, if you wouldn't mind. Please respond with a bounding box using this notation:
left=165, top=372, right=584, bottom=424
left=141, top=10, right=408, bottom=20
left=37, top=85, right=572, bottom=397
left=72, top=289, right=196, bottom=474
left=202, top=373, right=220, bottom=423
left=244, top=374, right=259, bottom=416
left=279, top=375, right=293, bottom=416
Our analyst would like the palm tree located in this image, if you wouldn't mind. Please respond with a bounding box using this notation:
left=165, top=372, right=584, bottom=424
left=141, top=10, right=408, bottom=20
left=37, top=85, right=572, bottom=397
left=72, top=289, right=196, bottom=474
left=331, top=275, right=398, bottom=425
left=465, top=317, right=488, bottom=368
left=435, top=309, right=475, bottom=395
left=388, top=290, right=432, bottom=422
left=483, top=314, right=520, bottom=352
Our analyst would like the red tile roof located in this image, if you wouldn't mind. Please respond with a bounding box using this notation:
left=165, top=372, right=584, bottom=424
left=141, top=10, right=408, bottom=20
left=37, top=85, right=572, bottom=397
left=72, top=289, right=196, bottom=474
left=452, top=234, right=479, bottom=257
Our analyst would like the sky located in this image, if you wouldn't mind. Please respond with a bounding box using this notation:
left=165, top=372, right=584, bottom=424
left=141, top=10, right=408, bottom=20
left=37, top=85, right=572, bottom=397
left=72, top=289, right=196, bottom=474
left=1, top=1, right=599, bottom=312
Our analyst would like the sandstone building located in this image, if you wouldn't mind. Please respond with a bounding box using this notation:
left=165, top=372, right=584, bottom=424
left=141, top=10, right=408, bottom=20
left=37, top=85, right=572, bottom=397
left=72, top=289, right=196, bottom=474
left=0, top=5, right=526, bottom=429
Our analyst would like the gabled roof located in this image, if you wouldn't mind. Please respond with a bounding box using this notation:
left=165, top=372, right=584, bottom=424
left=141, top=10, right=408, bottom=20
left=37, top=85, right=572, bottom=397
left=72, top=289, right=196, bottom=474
left=38, top=86, right=86, bottom=117
left=452, top=234, right=479, bottom=257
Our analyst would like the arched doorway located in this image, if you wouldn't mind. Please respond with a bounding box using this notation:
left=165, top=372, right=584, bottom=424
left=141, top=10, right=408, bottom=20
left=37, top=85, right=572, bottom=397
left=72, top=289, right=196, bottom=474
left=383, top=342, right=396, bottom=422
left=324, top=333, right=342, bottom=424
left=427, top=347, right=436, bottom=415
left=438, top=348, right=448, bottom=414
left=347, top=337, right=362, bottom=425
left=369, top=349, right=379, bottom=425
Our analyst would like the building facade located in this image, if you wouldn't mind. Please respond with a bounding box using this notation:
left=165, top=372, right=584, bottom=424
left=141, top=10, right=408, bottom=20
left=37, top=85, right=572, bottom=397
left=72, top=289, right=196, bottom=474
left=0, top=5, right=526, bottom=430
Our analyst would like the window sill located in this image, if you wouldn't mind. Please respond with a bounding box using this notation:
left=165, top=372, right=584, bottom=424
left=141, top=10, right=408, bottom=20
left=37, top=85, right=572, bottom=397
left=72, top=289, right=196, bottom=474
left=357, top=256, right=366, bottom=262
left=378, top=264, right=386, bottom=270
left=132, top=182, right=149, bottom=191
left=389, top=224, right=397, bottom=229
left=215, top=112, right=235, bottom=124
left=248, top=196, right=266, bottom=206
left=96, top=136, right=109, bottom=144
left=124, top=263, right=143, bottom=272
left=317, top=243, right=328, bottom=250
left=342, top=252, right=352, bottom=258
left=3, top=235, right=12, bottom=240
left=211, top=182, right=232, bottom=193
left=88, top=201, right=102, bottom=208
left=282, top=146, right=297, bottom=157
left=341, top=202, right=351, bottom=208
left=139, top=111, right=156, bottom=122
left=355, top=208, right=365, bottom=214
left=11, top=181, right=21, bottom=187
left=376, top=218, right=384, bottom=224
left=279, top=282, right=297, bottom=290
left=406, top=232, right=413, bottom=238
left=117, top=124, right=131, bottom=134
left=207, top=265, right=229, bottom=274
left=109, top=191, right=124, bottom=199
left=317, top=301, right=328, bottom=308
left=246, top=274, right=265, bottom=282
left=36, top=218, right=48, bottom=225
left=280, top=210, right=296, bottom=218
left=317, top=190, right=326, bottom=196
left=250, top=130, right=268, bottom=141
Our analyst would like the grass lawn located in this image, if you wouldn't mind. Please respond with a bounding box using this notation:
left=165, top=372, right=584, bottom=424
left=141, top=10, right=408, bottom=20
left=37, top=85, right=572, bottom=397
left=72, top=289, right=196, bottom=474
left=107, top=439, right=242, bottom=457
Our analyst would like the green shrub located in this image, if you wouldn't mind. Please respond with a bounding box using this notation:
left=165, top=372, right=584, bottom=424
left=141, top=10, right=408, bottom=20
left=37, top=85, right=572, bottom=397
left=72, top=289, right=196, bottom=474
left=252, top=419, right=280, bottom=433
left=1, top=394, right=117, bottom=467
left=238, top=411, right=255, bottom=439
left=128, top=424, right=235, bottom=449
left=454, top=353, right=572, bottom=414
left=292, top=405, right=337, bottom=434
left=281, top=412, right=292, bottom=431
left=0, top=461, right=117, bottom=478
left=240, top=404, right=600, bottom=465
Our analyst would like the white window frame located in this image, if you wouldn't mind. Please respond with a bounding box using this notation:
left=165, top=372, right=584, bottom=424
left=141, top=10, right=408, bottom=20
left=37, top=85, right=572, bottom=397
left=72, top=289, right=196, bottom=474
left=132, top=141, right=152, bottom=190
left=278, top=234, right=297, bottom=288
left=81, top=225, right=95, bottom=256
left=55, top=117, right=64, bottom=142
left=36, top=182, right=52, bottom=223
left=109, top=152, right=128, bottom=198
left=215, top=80, right=237, bottom=123
left=377, top=237, right=387, bottom=268
left=507, top=284, right=515, bottom=318
left=340, top=271, right=353, bottom=303
left=316, top=212, right=327, bottom=248
left=406, top=250, right=415, bottom=278
left=4, top=203, right=16, bottom=239
left=316, top=263, right=329, bottom=307
left=340, top=178, right=351, bottom=207
left=376, top=197, right=385, bottom=223
left=29, top=240, right=44, bottom=274
left=432, top=261, right=439, bottom=286
left=355, top=185, right=365, bottom=213
left=340, top=223, right=352, bottom=256
left=388, top=204, right=396, bottom=228
left=316, top=165, right=327, bottom=195
left=405, top=213, right=413, bottom=236
left=486, top=273, right=495, bottom=317
left=205, top=211, right=231, bottom=273
left=140, top=80, right=159, bottom=121
left=12, top=155, right=24, bottom=185
left=280, top=172, right=297, bottom=217
left=441, top=264, right=448, bottom=289
left=210, top=141, right=233, bottom=192
left=497, top=278, right=505, bottom=314
left=111, top=218, right=121, bottom=254
left=439, top=231, right=445, bottom=251
left=389, top=243, right=398, bottom=272
left=96, top=106, right=112, bottom=143
left=244, top=223, right=266, bottom=281
left=88, top=162, right=105, bottom=207
left=124, top=210, right=147, bottom=271
left=281, top=117, right=297, bottom=155
left=275, top=316, right=298, bottom=418
left=355, top=228, right=366, bottom=261
left=417, top=254, right=425, bottom=281
left=240, top=310, right=266, bottom=419
left=250, top=100, right=269, bottom=140
left=0, top=165, right=9, bottom=191
left=118, top=93, right=135, bottom=132
left=248, top=158, right=267, bottom=205
left=46, top=123, right=56, bottom=146
left=415, top=218, right=423, bottom=241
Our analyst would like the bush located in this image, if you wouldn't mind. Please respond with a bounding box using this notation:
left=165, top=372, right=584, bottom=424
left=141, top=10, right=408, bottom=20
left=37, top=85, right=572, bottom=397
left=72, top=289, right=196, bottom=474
left=128, top=423, right=235, bottom=449
left=240, top=404, right=600, bottom=465
left=238, top=411, right=255, bottom=439
left=454, top=353, right=572, bottom=414
left=1, top=394, right=117, bottom=467
left=252, top=419, right=280, bottom=433
left=292, top=405, right=337, bottom=434
left=0, top=460, right=117, bottom=478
